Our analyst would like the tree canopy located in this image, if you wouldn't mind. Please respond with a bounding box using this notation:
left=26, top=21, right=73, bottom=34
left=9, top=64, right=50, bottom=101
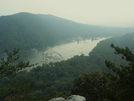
left=72, top=44, right=134, bottom=101
left=0, top=49, right=34, bottom=100
left=105, top=44, right=134, bottom=101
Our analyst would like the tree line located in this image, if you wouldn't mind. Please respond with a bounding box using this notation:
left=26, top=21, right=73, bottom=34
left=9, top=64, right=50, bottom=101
left=0, top=35, right=134, bottom=100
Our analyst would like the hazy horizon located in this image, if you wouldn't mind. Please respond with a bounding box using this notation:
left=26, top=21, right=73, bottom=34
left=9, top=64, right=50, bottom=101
left=0, top=0, right=134, bottom=27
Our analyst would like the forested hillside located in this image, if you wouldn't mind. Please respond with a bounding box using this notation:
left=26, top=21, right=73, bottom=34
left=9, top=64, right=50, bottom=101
left=0, top=12, right=134, bottom=54
left=0, top=12, right=134, bottom=100
left=0, top=33, right=134, bottom=101
left=0, top=33, right=132, bottom=100
left=0, top=13, right=56, bottom=53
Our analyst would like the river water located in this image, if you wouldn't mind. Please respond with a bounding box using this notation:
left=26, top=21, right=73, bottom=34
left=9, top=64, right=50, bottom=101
left=26, top=37, right=107, bottom=71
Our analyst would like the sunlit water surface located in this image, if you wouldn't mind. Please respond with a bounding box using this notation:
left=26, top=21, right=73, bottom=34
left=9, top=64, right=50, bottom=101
left=26, top=37, right=107, bottom=71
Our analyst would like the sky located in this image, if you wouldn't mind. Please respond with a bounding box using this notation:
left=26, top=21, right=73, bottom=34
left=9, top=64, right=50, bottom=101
left=0, top=0, right=134, bottom=27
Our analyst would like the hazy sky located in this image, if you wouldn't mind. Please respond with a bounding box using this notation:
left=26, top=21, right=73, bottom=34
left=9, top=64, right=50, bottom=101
left=0, top=0, right=134, bottom=27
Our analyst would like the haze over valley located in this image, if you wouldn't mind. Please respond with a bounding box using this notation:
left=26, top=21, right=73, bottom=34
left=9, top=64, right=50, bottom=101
left=0, top=12, right=134, bottom=67
left=0, top=1, right=134, bottom=100
left=0, top=12, right=133, bottom=70
left=0, top=12, right=134, bottom=55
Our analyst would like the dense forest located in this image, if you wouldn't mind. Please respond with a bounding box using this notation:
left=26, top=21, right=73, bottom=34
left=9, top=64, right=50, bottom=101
left=0, top=12, right=134, bottom=54
left=0, top=33, right=134, bottom=101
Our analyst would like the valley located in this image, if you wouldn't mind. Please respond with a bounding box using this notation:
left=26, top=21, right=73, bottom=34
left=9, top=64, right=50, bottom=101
left=0, top=12, right=134, bottom=101
left=0, top=12, right=134, bottom=54
left=26, top=37, right=107, bottom=71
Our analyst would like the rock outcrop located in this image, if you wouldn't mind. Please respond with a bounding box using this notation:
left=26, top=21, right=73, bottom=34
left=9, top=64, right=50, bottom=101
left=49, top=95, right=86, bottom=101
left=66, top=95, right=86, bottom=101
left=49, top=97, right=65, bottom=101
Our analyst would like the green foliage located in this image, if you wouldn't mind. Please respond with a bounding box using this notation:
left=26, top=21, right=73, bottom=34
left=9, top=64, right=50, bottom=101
left=10, top=54, right=103, bottom=100
left=0, top=12, right=133, bottom=54
left=0, top=49, right=34, bottom=100
left=71, top=72, right=115, bottom=101
left=71, top=42, right=134, bottom=101
left=89, top=37, right=131, bottom=72
left=0, top=33, right=133, bottom=100
left=105, top=44, right=134, bottom=101
left=23, top=54, right=103, bottom=96
left=0, top=49, right=34, bottom=78
left=9, top=34, right=133, bottom=100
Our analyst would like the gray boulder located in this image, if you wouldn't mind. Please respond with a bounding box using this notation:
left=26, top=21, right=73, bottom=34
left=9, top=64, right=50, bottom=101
left=49, top=97, right=65, bottom=101
left=49, top=95, right=86, bottom=101
left=66, top=95, right=86, bottom=101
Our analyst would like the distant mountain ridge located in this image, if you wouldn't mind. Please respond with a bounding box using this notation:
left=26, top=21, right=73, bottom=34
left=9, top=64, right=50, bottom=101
left=0, top=12, right=134, bottom=53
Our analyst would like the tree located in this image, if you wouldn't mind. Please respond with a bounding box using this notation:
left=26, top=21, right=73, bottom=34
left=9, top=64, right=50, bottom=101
left=71, top=72, right=114, bottom=101
left=0, top=49, right=35, bottom=100
left=105, top=44, right=134, bottom=101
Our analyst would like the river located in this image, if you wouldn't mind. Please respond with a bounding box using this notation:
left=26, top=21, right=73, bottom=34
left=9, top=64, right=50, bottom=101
left=26, top=37, right=107, bottom=71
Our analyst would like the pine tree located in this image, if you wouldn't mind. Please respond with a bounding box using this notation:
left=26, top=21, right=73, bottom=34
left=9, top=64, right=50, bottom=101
left=105, top=44, right=134, bottom=101
left=0, top=49, right=35, bottom=100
